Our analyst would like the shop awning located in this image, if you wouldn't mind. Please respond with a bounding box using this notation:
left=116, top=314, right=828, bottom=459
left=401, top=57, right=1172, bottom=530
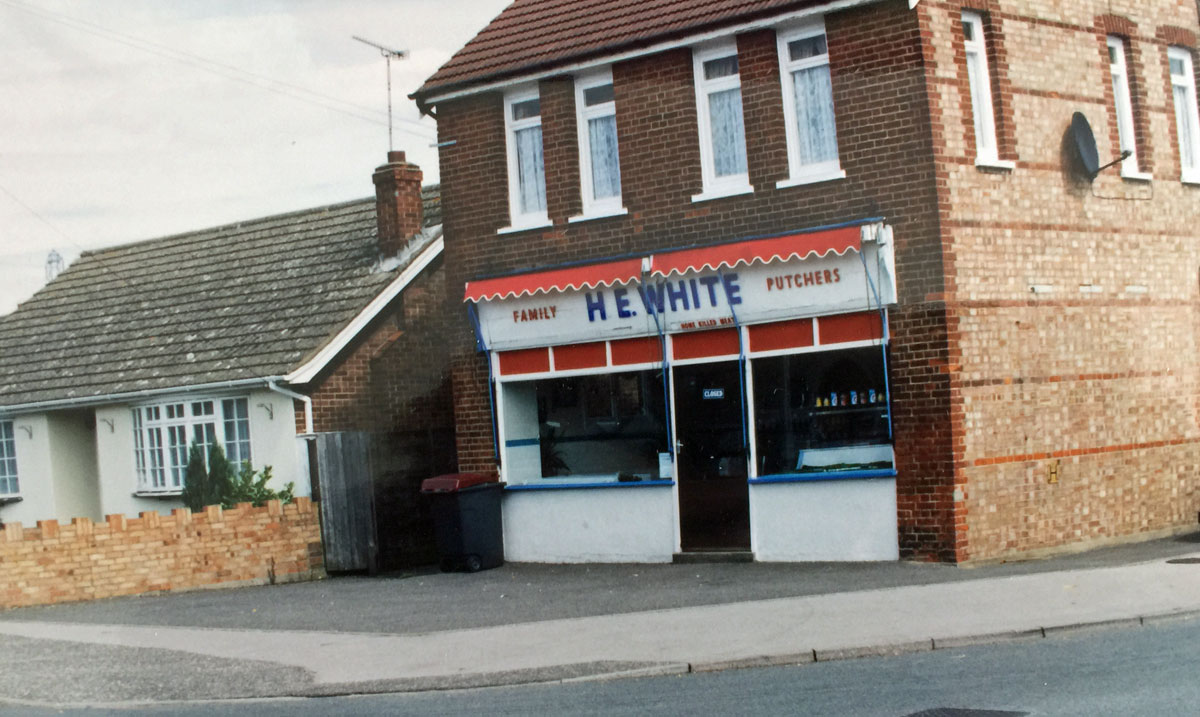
left=464, top=257, right=645, bottom=302
left=649, top=225, right=861, bottom=278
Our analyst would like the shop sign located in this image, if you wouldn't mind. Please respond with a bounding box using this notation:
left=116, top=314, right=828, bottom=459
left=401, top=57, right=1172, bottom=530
left=475, top=235, right=895, bottom=352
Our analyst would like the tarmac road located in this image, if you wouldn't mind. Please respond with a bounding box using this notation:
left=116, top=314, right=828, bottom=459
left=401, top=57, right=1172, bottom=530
left=3, top=616, right=1199, bottom=716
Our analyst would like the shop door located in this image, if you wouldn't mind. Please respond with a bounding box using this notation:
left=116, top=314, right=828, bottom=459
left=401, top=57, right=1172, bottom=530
left=673, top=361, right=750, bottom=551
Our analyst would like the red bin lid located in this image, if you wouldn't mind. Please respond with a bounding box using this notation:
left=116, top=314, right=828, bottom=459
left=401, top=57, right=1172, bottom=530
left=420, top=473, right=499, bottom=492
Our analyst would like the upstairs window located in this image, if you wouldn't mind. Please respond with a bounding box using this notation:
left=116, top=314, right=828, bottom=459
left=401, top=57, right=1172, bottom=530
left=777, top=23, right=843, bottom=184
left=503, top=88, right=548, bottom=230
left=962, top=11, right=999, bottom=165
left=693, top=43, right=750, bottom=199
left=575, top=69, right=624, bottom=217
left=1168, top=46, right=1200, bottom=183
left=0, top=420, right=17, bottom=496
left=132, top=397, right=251, bottom=493
left=1107, top=36, right=1142, bottom=177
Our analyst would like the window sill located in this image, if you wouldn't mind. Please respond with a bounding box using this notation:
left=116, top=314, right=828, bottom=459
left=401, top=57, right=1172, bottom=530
left=748, top=468, right=896, bottom=485
left=690, top=184, right=754, bottom=203
left=975, top=158, right=1016, bottom=172
left=0, top=495, right=22, bottom=506
left=1181, top=173, right=1200, bottom=186
left=568, top=207, right=628, bottom=224
left=498, top=218, right=553, bottom=235
left=775, top=168, right=847, bottom=189
left=132, top=490, right=183, bottom=499
left=1120, top=170, right=1153, bottom=183
left=506, top=479, right=674, bottom=491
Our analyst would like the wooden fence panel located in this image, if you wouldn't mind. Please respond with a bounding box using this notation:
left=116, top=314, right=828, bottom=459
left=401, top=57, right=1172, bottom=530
left=314, top=432, right=377, bottom=572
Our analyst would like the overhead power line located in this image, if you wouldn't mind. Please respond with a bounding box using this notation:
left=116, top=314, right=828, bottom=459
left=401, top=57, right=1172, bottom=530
left=0, top=0, right=436, bottom=138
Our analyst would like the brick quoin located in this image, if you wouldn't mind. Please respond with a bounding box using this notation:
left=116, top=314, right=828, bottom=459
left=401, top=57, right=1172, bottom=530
left=430, top=0, right=1200, bottom=563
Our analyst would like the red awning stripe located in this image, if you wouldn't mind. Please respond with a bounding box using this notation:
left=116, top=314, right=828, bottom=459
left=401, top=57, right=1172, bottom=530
left=649, top=226, right=861, bottom=279
left=464, top=258, right=644, bottom=302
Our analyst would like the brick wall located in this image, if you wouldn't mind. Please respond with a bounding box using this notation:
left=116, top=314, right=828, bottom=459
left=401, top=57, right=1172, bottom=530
left=0, top=498, right=323, bottom=609
left=921, top=0, right=1200, bottom=560
left=435, top=0, right=958, bottom=557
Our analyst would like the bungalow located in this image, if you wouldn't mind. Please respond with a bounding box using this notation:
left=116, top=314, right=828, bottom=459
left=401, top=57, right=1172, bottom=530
left=0, top=153, right=453, bottom=568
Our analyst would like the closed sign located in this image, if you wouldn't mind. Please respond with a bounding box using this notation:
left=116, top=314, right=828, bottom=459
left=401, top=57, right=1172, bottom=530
left=703, top=388, right=725, bottom=400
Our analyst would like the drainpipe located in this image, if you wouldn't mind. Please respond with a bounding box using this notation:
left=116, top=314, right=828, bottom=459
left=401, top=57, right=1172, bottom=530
left=267, top=381, right=314, bottom=437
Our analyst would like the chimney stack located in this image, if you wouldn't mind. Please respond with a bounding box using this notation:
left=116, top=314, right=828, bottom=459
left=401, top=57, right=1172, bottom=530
left=372, top=150, right=424, bottom=256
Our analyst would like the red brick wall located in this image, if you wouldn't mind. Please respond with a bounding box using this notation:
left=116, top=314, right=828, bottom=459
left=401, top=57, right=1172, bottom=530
left=0, top=499, right=323, bottom=609
left=299, top=258, right=455, bottom=437
left=435, top=1, right=958, bottom=557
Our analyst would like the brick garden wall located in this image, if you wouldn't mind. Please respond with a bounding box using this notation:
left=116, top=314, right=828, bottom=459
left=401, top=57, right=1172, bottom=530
left=920, top=0, right=1200, bottom=559
left=0, top=498, right=324, bottom=609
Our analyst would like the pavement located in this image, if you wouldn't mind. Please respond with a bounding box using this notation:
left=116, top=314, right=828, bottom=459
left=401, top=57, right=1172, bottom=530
left=1, top=530, right=1199, bottom=708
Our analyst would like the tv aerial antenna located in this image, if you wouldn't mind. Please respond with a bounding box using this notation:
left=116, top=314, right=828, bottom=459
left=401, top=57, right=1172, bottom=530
left=353, top=35, right=407, bottom=152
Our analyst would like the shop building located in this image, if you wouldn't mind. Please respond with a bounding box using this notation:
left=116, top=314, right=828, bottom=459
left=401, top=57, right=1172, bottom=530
left=413, top=0, right=1200, bottom=562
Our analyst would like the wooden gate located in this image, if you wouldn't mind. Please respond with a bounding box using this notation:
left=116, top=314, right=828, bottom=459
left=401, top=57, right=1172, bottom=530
left=313, top=432, right=378, bottom=573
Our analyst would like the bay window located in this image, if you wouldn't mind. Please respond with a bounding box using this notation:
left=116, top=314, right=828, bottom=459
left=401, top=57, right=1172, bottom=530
left=503, top=87, right=549, bottom=230
left=693, top=42, right=751, bottom=199
left=0, top=420, right=17, bottom=496
left=132, top=397, right=251, bottom=493
left=575, top=69, right=624, bottom=218
left=1169, top=46, right=1200, bottom=183
left=777, top=23, right=843, bottom=185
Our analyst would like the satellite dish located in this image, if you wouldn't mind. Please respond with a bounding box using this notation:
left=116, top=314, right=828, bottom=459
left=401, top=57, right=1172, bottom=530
left=1071, top=112, right=1100, bottom=178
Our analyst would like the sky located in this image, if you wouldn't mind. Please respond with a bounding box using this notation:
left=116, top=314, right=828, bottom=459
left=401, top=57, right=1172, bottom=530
left=0, top=0, right=510, bottom=314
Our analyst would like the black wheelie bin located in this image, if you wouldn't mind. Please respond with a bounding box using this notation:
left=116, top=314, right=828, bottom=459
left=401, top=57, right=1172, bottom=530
left=420, top=473, right=504, bottom=572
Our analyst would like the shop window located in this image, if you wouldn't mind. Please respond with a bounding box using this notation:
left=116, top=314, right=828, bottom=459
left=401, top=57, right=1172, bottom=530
left=776, top=22, right=844, bottom=186
left=1107, top=36, right=1143, bottom=177
left=1168, top=46, right=1200, bottom=183
left=0, top=420, right=17, bottom=496
left=503, top=87, right=549, bottom=230
left=692, top=42, right=751, bottom=200
left=752, top=347, right=891, bottom=477
left=502, top=370, right=668, bottom=484
left=575, top=68, right=624, bottom=218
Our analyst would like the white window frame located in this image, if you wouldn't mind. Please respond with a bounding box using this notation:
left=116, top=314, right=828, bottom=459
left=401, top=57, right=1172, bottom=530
left=1107, top=36, right=1148, bottom=179
left=572, top=68, right=626, bottom=221
left=501, top=86, right=551, bottom=233
left=0, top=420, right=18, bottom=497
left=961, top=11, right=1009, bottom=169
left=776, top=21, right=845, bottom=187
left=692, top=41, right=753, bottom=201
left=1168, top=46, right=1200, bottom=184
left=132, top=396, right=251, bottom=494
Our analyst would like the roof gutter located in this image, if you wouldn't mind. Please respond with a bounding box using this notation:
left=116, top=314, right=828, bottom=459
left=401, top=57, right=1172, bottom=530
left=0, top=377, right=284, bottom=417
left=416, top=0, right=893, bottom=106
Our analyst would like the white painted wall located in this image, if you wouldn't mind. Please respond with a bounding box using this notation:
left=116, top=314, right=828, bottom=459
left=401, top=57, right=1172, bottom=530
left=0, top=414, right=56, bottom=527
left=247, top=390, right=305, bottom=496
left=502, top=487, right=677, bottom=563
left=46, top=411, right=101, bottom=521
left=94, top=404, right=168, bottom=517
left=750, top=479, right=898, bottom=561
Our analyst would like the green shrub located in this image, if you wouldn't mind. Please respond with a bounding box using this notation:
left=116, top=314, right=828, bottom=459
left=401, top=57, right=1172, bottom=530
left=180, top=441, right=294, bottom=512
